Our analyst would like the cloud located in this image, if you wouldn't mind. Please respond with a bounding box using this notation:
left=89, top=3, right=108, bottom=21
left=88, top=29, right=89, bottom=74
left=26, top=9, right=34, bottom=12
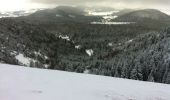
left=30, top=0, right=170, bottom=5
left=30, top=0, right=170, bottom=10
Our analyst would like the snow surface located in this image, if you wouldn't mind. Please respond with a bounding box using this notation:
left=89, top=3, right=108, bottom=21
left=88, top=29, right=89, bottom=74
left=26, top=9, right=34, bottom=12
left=86, top=49, right=94, bottom=56
left=85, top=10, right=120, bottom=23
left=15, top=53, right=32, bottom=66
left=75, top=45, right=81, bottom=49
left=0, top=9, right=40, bottom=18
left=15, top=53, right=40, bottom=66
left=126, top=39, right=133, bottom=43
left=108, top=43, right=113, bottom=46
left=103, top=15, right=118, bottom=21
left=91, top=22, right=135, bottom=25
left=87, top=11, right=119, bottom=16
left=0, top=64, right=170, bottom=100
left=59, top=35, right=70, bottom=41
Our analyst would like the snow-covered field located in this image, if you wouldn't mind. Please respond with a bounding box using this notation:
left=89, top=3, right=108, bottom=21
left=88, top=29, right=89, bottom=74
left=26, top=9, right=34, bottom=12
left=0, top=64, right=170, bottom=100
left=91, top=22, right=135, bottom=25
left=87, top=11, right=119, bottom=16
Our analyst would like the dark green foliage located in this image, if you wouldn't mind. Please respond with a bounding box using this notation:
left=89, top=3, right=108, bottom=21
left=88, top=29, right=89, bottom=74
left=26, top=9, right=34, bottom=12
left=1, top=7, right=170, bottom=84
left=0, top=18, right=86, bottom=69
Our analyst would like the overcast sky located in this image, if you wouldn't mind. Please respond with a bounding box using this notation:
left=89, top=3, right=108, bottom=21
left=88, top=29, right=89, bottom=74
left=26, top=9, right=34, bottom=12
left=0, top=0, right=170, bottom=14
left=31, top=0, right=170, bottom=9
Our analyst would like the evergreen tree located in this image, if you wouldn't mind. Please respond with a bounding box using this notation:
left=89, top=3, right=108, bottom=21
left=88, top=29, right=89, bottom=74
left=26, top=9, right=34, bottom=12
left=166, top=72, right=170, bottom=84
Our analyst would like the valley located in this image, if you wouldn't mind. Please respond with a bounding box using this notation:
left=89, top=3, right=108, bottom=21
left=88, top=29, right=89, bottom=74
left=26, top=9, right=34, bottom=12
left=1, top=6, right=170, bottom=84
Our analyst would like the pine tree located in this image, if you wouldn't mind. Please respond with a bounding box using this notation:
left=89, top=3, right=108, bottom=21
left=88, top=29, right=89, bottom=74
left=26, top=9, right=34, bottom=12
left=166, top=72, right=170, bottom=84
left=130, top=68, right=138, bottom=80
left=147, top=72, right=154, bottom=82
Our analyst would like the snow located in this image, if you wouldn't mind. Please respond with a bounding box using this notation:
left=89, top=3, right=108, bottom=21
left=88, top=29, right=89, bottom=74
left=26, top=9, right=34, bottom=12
left=0, top=9, right=40, bottom=18
left=34, top=51, right=48, bottom=60
left=10, top=51, right=17, bottom=56
left=15, top=52, right=49, bottom=67
left=15, top=53, right=31, bottom=66
left=86, top=49, right=94, bottom=56
left=59, top=35, right=70, bottom=41
left=91, top=22, right=135, bottom=25
left=86, top=10, right=119, bottom=23
left=44, top=64, right=49, bottom=69
left=68, top=15, right=76, bottom=18
left=87, top=11, right=119, bottom=16
left=15, top=53, right=38, bottom=66
left=84, top=69, right=90, bottom=74
left=126, top=39, right=134, bottom=43
left=56, top=14, right=62, bottom=17
left=0, top=64, right=170, bottom=100
left=103, top=15, right=118, bottom=21
left=1, top=46, right=6, bottom=49
left=34, top=51, right=42, bottom=56
left=108, top=43, right=113, bottom=46
left=75, top=45, right=81, bottom=49
left=44, top=56, right=48, bottom=60
left=87, top=10, right=132, bottom=25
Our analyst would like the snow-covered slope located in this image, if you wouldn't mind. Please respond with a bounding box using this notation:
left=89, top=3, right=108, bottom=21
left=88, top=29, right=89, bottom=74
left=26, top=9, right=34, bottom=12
left=0, top=64, right=170, bottom=100
left=0, top=9, right=43, bottom=18
left=87, top=11, right=119, bottom=16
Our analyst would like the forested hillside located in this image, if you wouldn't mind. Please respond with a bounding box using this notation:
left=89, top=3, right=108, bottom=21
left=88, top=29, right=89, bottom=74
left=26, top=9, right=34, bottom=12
left=1, top=6, right=170, bottom=84
left=0, top=18, right=87, bottom=69
left=88, top=28, right=170, bottom=84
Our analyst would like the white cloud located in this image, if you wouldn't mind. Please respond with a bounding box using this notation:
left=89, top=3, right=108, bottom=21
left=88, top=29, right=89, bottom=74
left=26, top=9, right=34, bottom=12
left=0, top=0, right=51, bottom=11
left=0, top=0, right=28, bottom=11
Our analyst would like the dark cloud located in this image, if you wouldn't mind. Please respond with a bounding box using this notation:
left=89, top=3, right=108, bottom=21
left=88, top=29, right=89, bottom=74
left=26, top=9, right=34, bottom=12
left=31, top=0, right=170, bottom=5
left=30, top=0, right=170, bottom=9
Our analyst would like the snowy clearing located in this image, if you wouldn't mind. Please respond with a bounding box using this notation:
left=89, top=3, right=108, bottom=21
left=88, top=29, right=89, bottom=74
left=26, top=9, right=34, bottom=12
left=91, top=22, right=135, bottom=25
left=103, top=16, right=118, bottom=21
left=0, top=64, right=170, bottom=100
left=87, top=11, right=119, bottom=16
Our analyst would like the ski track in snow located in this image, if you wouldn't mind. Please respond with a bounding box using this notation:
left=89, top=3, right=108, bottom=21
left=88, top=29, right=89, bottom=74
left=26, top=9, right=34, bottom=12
left=0, top=64, right=170, bottom=100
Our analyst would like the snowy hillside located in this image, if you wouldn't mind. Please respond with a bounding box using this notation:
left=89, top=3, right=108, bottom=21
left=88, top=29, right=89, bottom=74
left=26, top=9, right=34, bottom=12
left=0, top=64, right=170, bottom=100
left=0, top=9, right=43, bottom=18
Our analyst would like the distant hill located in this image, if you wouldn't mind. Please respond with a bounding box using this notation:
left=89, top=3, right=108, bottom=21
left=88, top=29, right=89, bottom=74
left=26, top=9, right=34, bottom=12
left=116, top=9, right=134, bottom=16
left=114, top=9, right=170, bottom=22
left=19, top=6, right=102, bottom=23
